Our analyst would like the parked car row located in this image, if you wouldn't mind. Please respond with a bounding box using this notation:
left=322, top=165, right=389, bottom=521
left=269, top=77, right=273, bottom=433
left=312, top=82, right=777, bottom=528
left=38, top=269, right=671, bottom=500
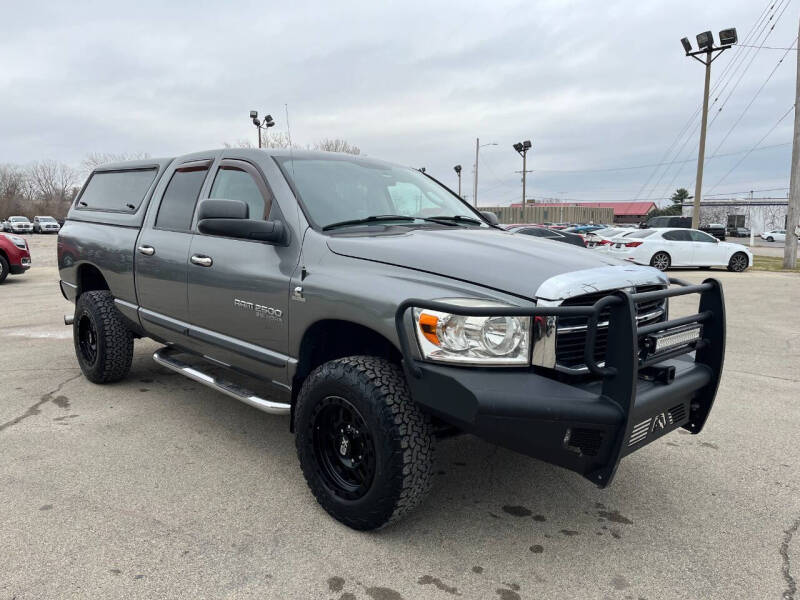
left=502, top=221, right=752, bottom=272
left=1, top=215, right=61, bottom=233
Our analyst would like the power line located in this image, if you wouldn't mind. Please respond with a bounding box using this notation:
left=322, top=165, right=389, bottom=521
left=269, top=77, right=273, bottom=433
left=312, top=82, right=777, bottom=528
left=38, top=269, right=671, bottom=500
left=709, top=35, right=797, bottom=157
left=737, top=43, right=798, bottom=49
left=531, top=142, right=790, bottom=174
left=706, top=103, right=796, bottom=193
left=648, top=0, right=791, bottom=202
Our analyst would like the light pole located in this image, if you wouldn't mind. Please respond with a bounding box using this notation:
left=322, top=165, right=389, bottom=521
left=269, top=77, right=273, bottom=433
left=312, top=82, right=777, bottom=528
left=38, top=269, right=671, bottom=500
left=681, top=28, right=737, bottom=229
left=454, top=165, right=462, bottom=196
left=473, top=139, right=498, bottom=207
left=250, top=110, right=275, bottom=148
left=513, top=140, right=532, bottom=222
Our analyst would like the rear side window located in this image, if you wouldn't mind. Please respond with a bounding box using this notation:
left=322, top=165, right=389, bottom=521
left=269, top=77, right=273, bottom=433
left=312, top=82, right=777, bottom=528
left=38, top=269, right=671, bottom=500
left=77, top=169, right=157, bottom=212
left=155, top=167, right=209, bottom=231
left=662, top=230, right=691, bottom=241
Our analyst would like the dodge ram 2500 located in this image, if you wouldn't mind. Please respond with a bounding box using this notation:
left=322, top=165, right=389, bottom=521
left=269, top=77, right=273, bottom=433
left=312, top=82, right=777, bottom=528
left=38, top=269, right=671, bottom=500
left=58, top=149, right=725, bottom=530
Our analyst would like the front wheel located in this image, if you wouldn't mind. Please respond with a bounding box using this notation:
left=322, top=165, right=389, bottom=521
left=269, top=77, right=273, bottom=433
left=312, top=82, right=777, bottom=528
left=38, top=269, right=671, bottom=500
left=295, top=356, right=435, bottom=530
left=73, top=290, right=134, bottom=383
left=727, top=252, right=749, bottom=272
left=0, top=255, right=9, bottom=284
left=650, top=251, right=671, bottom=271
left=767, top=236, right=774, bottom=242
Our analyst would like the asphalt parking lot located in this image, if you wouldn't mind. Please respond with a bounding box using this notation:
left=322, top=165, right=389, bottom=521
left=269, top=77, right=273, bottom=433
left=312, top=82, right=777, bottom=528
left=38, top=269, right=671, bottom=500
left=1, top=235, right=798, bottom=600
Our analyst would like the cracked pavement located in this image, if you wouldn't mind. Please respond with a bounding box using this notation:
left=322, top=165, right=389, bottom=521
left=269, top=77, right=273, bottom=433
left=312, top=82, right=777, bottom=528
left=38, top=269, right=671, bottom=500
left=1, top=235, right=798, bottom=600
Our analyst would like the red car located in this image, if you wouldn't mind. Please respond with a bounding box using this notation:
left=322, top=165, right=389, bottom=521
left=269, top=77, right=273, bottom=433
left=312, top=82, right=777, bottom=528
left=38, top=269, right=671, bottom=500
left=0, top=232, right=31, bottom=283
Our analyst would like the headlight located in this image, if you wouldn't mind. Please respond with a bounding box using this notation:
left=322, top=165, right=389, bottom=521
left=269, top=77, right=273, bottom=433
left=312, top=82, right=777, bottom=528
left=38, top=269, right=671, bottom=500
left=9, top=236, right=27, bottom=249
left=413, top=299, right=531, bottom=365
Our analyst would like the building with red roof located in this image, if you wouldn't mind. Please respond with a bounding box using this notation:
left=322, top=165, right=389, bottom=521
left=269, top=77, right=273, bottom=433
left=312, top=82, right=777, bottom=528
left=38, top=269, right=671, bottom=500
left=509, top=201, right=657, bottom=224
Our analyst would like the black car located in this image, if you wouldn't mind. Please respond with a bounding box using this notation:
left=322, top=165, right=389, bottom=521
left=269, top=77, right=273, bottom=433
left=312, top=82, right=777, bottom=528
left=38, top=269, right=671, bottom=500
left=508, top=225, right=585, bottom=247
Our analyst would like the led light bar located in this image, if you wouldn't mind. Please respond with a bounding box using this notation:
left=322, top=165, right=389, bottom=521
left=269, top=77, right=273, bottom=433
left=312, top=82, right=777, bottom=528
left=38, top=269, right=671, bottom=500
left=644, top=324, right=702, bottom=354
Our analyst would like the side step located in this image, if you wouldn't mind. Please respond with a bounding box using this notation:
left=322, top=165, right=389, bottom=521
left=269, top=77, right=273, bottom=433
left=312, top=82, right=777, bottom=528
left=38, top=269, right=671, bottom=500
left=152, top=347, right=291, bottom=416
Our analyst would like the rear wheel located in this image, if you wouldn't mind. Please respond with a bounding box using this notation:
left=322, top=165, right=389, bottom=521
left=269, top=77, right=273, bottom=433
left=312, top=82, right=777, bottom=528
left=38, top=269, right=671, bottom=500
left=0, top=255, right=8, bottom=284
left=650, top=251, right=671, bottom=271
left=727, top=252, right=749, bottom=272
left=73, top=290, right=134, bottom=383
left=295, top=356, right=435, bottom=530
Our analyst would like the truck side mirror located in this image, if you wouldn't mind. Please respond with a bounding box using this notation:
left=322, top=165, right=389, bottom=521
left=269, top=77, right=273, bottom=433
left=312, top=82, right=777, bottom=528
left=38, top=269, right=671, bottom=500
left=480, top=210, right=499, bottom=226
left=196, top=198, right=287, bottom=244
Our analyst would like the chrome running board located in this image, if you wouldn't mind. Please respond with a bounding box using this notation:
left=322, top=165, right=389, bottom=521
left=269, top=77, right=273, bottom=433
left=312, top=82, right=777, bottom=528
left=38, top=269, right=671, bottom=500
left=152, top=347, right=290, bottom=416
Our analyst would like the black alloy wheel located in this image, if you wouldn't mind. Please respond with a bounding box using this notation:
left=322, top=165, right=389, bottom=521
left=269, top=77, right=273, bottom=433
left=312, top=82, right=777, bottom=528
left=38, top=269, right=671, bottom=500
left=78, top=314, right=98, bottom=365
left=311, top=396, right=376, bottom=500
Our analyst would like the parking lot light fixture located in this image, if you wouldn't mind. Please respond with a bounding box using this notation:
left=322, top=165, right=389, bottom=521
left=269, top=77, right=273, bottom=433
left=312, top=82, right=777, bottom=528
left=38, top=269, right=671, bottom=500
left=680, top=26, right=737, bottom=228
left=513, top=139, right=533, bottom=221
left=454, top=165, right=462, bottom=196
left=250, top=110, right=276, bottom=148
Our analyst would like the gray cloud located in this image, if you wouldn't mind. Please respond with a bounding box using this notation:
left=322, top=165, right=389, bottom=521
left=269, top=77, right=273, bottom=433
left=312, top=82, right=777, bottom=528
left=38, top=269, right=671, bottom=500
left=0, top=0, right=794, bottom=204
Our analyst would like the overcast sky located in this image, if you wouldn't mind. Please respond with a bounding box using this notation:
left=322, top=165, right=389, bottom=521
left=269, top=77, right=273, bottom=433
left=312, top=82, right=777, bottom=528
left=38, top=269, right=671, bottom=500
left=1, top=0, right=797, bottom=205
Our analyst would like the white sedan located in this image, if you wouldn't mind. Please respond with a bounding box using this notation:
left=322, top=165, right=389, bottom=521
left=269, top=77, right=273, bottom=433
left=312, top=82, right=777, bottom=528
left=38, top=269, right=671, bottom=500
left=760, top=229, right=786, bottom=243
left=604, top=227, right=753, bottom=272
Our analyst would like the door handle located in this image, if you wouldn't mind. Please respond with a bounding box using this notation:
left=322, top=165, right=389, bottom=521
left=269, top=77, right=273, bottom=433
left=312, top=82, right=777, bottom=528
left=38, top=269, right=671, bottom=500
left=190, top=254, right=213, bottom=267
left=137, top=245, right=155, bottom=256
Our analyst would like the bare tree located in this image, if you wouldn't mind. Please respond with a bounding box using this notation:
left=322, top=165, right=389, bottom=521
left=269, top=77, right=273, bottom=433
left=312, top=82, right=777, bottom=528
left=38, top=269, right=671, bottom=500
left=313, top=138, right=361, bottom=155
left=26, top=161, right=79, bottom=216
left=224, top=132, right=293, bottom=150
left=81, top=152, right=151, bottom=175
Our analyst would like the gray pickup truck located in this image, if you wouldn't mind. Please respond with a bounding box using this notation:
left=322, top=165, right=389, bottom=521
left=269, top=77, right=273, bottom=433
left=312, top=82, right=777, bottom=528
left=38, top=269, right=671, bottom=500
left=58, top=149, right=725, bottom=530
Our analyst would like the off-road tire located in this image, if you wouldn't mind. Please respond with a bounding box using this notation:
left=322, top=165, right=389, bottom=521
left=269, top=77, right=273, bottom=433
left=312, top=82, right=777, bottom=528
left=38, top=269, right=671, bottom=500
left=0, top=255, right=8, bottom=284
left=650, top=251, right=671, bottom=271
left=73, top=290, right=134, bottom=383
left=727, top=251, right=749, bottom=272
left=295, top=356, right=435, bottom=530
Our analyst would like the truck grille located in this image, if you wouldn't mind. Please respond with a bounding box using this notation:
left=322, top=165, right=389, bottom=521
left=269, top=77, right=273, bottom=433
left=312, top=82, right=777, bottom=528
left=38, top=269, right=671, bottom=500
left=555, top=285, right=666, bottom=370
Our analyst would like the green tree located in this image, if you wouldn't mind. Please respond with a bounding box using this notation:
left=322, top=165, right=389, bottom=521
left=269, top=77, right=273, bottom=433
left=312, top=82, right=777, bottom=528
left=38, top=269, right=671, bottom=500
left=670, top=188, right=690, bottom=206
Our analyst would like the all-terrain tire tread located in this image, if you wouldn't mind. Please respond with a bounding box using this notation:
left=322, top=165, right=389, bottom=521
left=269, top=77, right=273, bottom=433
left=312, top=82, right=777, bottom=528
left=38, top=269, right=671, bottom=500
left=75, top=290, right=134, bottom=383
left=295, top=356, right=434, bottom=530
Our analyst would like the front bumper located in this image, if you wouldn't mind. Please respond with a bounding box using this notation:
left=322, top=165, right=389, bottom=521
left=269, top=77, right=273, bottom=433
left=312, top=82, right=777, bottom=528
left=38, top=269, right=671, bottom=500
left=396, top=278, right=725, bottom=487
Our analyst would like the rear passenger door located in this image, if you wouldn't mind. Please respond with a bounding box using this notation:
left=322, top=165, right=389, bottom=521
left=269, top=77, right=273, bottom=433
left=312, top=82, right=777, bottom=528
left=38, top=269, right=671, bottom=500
left=186, top=159, right=297, bottom=383
left=660, top=229, right=694, bottom=265
left=135, top=159, right=211, bottom=338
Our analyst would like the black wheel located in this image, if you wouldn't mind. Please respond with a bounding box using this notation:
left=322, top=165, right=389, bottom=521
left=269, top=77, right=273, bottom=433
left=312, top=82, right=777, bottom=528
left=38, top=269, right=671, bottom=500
left=295, top=356, right=435, bottom=530
left=650, top=251, right=671, bottom=271
left=727, top=252, right=749, bottom=272
left=73, top=290, right=134, bottom=383
left=767, top=236, right=774, bottom=242
left=0, top=255, right=8, bottom=284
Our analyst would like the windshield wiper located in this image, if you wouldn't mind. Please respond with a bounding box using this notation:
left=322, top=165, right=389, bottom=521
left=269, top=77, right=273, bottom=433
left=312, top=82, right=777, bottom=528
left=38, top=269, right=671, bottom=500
left=426, top=215, right=483, bottom=226
left=322, top=215, right=417, bottom=231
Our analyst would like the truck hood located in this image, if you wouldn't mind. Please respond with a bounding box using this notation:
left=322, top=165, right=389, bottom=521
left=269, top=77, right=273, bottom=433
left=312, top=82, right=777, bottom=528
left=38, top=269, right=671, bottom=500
left=327, top=228, right=668, bottom=300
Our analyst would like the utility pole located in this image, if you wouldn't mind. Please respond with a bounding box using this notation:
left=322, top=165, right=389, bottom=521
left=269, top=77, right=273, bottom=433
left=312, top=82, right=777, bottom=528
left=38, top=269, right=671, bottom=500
left=454, top=165, right=462, bottom=197
left=785, top=17, right=800, bottom=269
left=472, top=139, right=497, bottom=207
left=681, top=28, right=738, bottom=228
left=473, top=138, right=479, bottom=207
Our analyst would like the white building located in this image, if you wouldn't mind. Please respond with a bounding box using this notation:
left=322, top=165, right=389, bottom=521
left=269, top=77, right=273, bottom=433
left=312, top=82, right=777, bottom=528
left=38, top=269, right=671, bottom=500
left=681, top=198, right=788, bottom=234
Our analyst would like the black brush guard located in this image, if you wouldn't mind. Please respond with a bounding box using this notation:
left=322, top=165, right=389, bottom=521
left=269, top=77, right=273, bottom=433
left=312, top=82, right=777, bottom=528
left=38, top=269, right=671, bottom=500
left=394, top=278, right=725, bottom=487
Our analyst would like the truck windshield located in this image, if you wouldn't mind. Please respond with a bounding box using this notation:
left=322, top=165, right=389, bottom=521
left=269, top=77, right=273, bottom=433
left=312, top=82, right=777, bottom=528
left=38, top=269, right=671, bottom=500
left=275, top=157, right=487, bottom=230
left=10, top=217, right=29, bottom=222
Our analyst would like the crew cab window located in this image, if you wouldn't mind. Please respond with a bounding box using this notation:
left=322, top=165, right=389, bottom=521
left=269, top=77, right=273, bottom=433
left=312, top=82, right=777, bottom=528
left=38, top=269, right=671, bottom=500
left=76, top=168, right=158, bottom=212
left=689, top=230, right=716, bottom=243
left=155, top=166, right=208, bottom=231
left=662, top=230, right=691, bottom=242
left=209, top=165, right=268, bottom=219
